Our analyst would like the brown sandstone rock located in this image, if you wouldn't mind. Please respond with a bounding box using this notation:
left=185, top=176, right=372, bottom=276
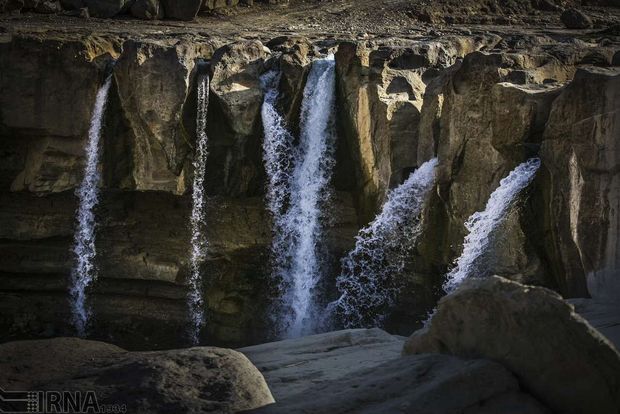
left=403, top=276, right=620, bottom=414
left=540, top=66, right=620, bottom=299
left=0, top=35, right=119, bottom=194
left=113, top=39, right=215, bottom=193
left=207, top=40, right=268, bottom=196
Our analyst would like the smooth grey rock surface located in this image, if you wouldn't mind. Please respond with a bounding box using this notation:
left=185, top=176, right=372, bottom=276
left=240, top=328, right=548, bottom=414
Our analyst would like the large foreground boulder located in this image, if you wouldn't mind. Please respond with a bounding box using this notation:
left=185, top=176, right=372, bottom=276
left=0, top=337, right=274, bottom=413
left=242, top=329, right=548, bottom=414
left=404, top=276, right=620, bottom=414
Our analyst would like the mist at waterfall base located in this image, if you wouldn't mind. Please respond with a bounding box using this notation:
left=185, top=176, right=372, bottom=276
left=187, top=73, right=210, bottom=345
left=442, top=157, right=542, bottom=294
left=332, top=158, right=439, bottom=329
left=69, top=76, right=112, bottom=336
left=261, top=56, right=337, bottom=339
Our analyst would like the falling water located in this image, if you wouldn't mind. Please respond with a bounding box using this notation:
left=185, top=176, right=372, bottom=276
left=442, top=157, right=541, bottom=293
left=260, top=69, right=295, bottom=269
left=334, top=158, right=438, bottom=328
left=187, top=73, right=210, bottom=345
left=261, top=56, right=337, bottom=338
left=69, top=76, right=112, bottom=336
left=285, top=55, right=336, bottom=337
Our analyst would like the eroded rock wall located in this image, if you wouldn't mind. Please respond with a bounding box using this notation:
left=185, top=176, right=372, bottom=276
left=0, top=29, right=618, bottom=348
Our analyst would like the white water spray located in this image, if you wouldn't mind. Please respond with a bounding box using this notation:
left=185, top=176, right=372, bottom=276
left=260, top=70, right=295, bottom=271
left=261, top=56, right=337, bottom=338
left=69, top=76, right=112, bottom=336
left=443, top=157, right=541, bottom=293
left=187, top=73, right=210, bottom=345
left=334, top=158, right=438, bottom=328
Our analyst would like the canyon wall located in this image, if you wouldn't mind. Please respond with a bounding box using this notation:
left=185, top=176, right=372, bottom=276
left=0, top=29, right=618, bottom=348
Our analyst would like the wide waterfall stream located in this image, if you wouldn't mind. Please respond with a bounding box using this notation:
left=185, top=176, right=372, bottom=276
left=261, top=55, right=337, bottom=338
left=187, top=72, right=210, bottom=344
left=69, top=75, right=112, bottom=336
left=334, top=158, right=439, bottom=328
left=443, top=157, right=542, bottom=293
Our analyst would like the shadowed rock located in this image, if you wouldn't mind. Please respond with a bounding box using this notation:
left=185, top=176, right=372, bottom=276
left=404, top=276, right=620, bottom=414
left=0, top=337, right=274, bottom=413
left=241, top=329, right=548, bottom=414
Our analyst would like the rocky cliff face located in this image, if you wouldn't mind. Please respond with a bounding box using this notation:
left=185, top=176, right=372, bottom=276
left=0, top=19, right=618, bottom=348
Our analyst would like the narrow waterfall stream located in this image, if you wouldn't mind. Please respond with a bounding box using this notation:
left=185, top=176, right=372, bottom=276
left=443, top=157, right=541, bottom=293
left=188, top=73, right=210, bottom=345
left=69, top=75, right=112, bottom=336
left=334, top=158, right=438, bottom=328
left=261, top=56, right=337, bottom=338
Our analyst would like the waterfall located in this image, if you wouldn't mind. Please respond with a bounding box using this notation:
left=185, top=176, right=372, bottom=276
left=334, top=158, right=438, bottom=329
left=69, top=76, right=112, bottom=336
left=260, top=69, right=295, bottom=275
left=261, top=55, right=337, bottom=338
left=187, top=73, right=210, bottom=345
left=443, top=157, right=541, bottom=293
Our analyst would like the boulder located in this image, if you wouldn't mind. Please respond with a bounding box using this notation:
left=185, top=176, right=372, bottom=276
left=561, top=8, right=593, bottom=30
left=130, top=0, right=162, bottom=19
left=404, top=276, right=620, bottom=414
left=83, top=0, right=129, bottom=17
left=540, top=66, right=620, bottom=299
left=160, top=0, right=201, bottom=20
left=0, top=337, right=274, bottom=413
left=242, top=329, right=548, bottom=414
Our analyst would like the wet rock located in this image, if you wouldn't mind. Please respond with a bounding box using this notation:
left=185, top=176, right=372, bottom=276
left=540, top=67, right=620, bottom=299
left=561, top=8, right=593, bottom=30
left=130, top=0, right=162, bottom=19
left=404, top=276, right=620, bottom=414
left=160, top=0, right=201, bottom=20
left=0, top=337, right=274, bottom=413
